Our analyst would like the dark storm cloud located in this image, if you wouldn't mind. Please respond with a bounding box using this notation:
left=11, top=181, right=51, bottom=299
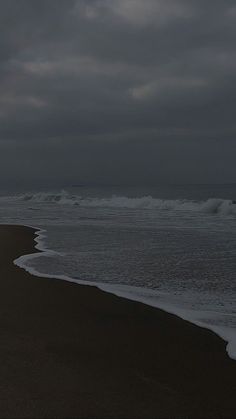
left=0, top=0, right=236, bottom=185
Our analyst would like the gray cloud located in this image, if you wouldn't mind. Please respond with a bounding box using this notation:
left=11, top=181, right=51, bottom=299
left=0, top=0, right=236, bottom=186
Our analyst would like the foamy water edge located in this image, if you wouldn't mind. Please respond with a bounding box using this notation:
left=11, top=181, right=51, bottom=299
left=13, top=224, right=236, bottom=361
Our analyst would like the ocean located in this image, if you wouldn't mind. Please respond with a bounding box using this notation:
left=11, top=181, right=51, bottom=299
left=1, top=184, right=236, bottom=359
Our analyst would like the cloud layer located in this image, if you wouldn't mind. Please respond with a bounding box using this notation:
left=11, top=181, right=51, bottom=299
left=0, top=0, right=236, bottom=186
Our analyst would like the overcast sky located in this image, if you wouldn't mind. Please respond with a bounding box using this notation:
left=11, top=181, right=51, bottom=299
left=0, top=0, right=236, bottom=187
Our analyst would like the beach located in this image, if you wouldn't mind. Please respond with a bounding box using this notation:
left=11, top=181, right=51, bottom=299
left=0, top=224, right=235, bottom=418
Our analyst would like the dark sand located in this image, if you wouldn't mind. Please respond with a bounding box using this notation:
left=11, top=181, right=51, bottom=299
left=0, top=225, right=236, bottom=418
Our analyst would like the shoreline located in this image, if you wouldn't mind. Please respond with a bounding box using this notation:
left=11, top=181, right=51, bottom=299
left=14, top=224, right=236, bottom=361
left=0, top=224, right=236, bottom=417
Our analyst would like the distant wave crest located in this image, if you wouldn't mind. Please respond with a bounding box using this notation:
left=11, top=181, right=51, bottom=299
left=5, top=190, right=235, bottom=215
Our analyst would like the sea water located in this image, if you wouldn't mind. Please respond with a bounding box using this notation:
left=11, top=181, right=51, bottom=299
left=0, top=184, right=236, bottom=359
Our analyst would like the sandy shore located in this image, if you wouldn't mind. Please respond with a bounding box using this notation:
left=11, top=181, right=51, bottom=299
left=0, top=225, right=235, bottom=418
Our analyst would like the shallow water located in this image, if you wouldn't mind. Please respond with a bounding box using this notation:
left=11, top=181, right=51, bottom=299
left=1, top=184, right=236, bottom=358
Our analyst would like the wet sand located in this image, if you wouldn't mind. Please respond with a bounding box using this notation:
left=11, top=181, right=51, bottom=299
left=0, top=224, right=235, bottom=418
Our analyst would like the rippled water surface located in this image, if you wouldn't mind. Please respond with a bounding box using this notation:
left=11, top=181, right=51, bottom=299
left=1, top=184, right=236, bottom=357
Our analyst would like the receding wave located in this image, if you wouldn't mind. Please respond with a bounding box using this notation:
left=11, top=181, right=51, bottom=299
left=14, top=226, right=236, bottom=360
left=1, top=191, right=236, bottom=215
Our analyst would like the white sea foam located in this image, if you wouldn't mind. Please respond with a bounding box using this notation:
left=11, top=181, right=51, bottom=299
left=14, top=226, right=236, bottom=361
left=2, top=191, right=236, bottom=216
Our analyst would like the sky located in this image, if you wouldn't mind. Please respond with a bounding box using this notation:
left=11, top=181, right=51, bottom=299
left=0, top=0, right=236, bottom=187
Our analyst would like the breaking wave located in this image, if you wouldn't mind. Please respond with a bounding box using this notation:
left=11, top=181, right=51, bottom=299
left=4, top=190, right=236, bottom=216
